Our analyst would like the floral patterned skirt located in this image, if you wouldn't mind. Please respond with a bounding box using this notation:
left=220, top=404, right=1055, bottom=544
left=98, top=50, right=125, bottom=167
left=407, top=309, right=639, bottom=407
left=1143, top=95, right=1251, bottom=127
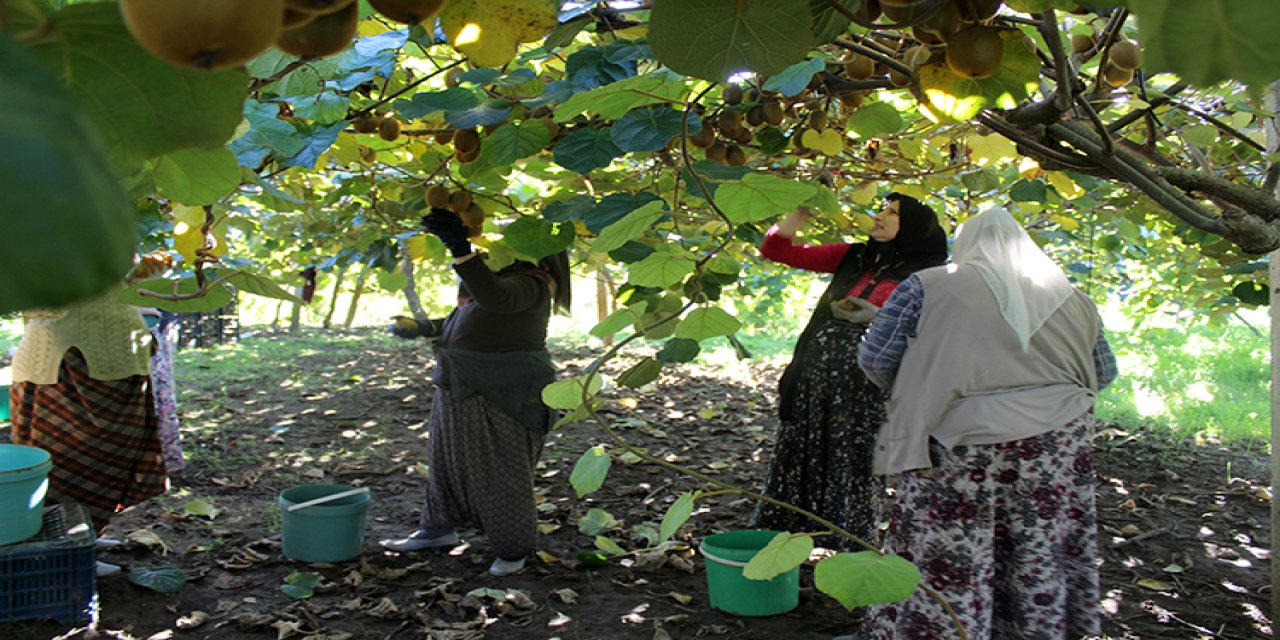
left=754, top=321, right=887, bottom=550
left=858, top=413, right=1101, bottom=640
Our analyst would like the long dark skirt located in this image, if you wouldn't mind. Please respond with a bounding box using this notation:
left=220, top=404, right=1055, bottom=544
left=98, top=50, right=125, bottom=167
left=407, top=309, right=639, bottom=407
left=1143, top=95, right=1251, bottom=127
left=857, top=413, right=1101, bottom=640
left=9, top=348, right=167, bottom=531
left=418, top=388, right=546, bottom=560
left=754, top=321, right=887, bottom=550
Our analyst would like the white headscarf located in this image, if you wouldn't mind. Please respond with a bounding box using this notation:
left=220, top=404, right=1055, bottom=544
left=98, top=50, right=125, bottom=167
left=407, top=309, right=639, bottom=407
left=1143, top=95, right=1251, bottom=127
left=952, top=207, right=1077, bottom=351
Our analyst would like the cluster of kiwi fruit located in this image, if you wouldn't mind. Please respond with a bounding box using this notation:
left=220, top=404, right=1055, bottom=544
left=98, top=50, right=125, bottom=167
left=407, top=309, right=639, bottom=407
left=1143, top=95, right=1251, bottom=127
left=839, top=0, right=1008, bottom=81
left=425, top=185, right=485, bottom=237
left=1071, top=29, right=1143, bottom=88
left=120, top=0, right=446, bottom=71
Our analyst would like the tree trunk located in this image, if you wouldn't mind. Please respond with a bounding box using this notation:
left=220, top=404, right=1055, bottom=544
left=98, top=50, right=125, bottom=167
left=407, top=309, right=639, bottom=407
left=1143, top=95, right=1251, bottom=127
left=323, top=265, right=348, bottom=330
left=272, top=299, right=283, bottom=328
left=596, top=266, right=615, bottom=345
left=400, top=240, right=427, bottom=319
left=344, top=266, right=370, bottom=329
left=289, top=284, right=304, bottom=336
left=1266, top=79, right=1279, bottom=630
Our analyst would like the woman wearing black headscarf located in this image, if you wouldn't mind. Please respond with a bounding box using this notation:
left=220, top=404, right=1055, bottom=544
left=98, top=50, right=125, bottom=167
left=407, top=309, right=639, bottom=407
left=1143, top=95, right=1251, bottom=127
left=752, top=193, right=948, bottom=549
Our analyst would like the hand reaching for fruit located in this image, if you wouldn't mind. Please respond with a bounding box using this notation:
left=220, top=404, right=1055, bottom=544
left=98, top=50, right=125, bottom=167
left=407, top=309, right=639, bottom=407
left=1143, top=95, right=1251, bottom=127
left=422, top=208, right=473, bottom=258
left=127, top=250, right=174, bottom=283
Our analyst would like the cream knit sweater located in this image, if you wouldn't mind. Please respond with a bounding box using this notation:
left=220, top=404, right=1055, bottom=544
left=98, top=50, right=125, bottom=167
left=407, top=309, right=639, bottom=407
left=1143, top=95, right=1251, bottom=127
left=12, top=288, right=152, bottom=385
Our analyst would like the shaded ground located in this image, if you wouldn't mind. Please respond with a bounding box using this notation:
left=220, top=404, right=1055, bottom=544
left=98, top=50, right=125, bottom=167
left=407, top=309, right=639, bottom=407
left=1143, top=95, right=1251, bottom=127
left=2, top=330, right=1272, bottom=639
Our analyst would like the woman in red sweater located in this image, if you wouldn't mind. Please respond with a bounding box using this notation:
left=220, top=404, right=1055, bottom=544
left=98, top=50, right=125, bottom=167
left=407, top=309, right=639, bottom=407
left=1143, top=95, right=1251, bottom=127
left=752, top=193, right=948, bottom=549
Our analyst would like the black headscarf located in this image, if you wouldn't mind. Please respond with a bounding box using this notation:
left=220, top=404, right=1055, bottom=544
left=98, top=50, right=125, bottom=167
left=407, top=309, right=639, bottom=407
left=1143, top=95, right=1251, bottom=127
left=857, top=192, right=949, bottom=280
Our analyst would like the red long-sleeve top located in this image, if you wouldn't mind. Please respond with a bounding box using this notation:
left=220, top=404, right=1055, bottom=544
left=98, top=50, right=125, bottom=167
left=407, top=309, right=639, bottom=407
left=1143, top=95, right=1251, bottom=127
left=760, top=226, right=899, bottom=306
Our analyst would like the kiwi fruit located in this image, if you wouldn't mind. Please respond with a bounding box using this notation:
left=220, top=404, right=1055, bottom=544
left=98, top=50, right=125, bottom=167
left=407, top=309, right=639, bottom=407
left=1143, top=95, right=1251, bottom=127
left=352, top=115, right=380, bottom=134
left=723, top=84, right=743, bottom=105
left=276, top=0, right=358, bottom=58
left=359, top=145, right=377, bottom=163
left=733, top=126, right=754, bottom=144
left=918, top=0, right=962, bottom=40
left=445, top=67, right=465, bottom=88
left=465, top=223, right=484, bottom=239
left=745, top=105, right=766, bottom=128
left=368, top=0, right=445, bottom=25
left=719, top=110, right=744, bottom=132
left=844, top=54, right=875, bottom=80
left=946, top=25, right=1003, bottom=79
left=761, top=101, right=785, bottom=126
left=120, top=0, right=285, bottom=71
left=881, top=1, right=927, bottom=25
left=838, top=90, right=866, bottom=109
left=448, top=190, right=473, bottom=213
left=688, top=125, right=716, bottom=148
left=282, top=8, right=317, bottom=28
left=425, top=185, right=451, bottom=209
left=455, top=146, right=481, bottom=163
left=285, top=0, right=353, bottom=15
left=724, top=144, right=747, bottom=167
left=852, top=0, right=881, bottom=27
left=705, top=142, right=728, bottom=162
left=1102, top=62, right=1133, bottom=88
left=808, top=111, right=829, bottom=132
left=453, top=128, right=481, bottom=153
left=956, top=0, right=1002, bottom=21
left=378, top=117, right=402, bottom=142
left=1108, top=39, right=1142, bottom=70
left=888, top=66, right=912, bottom=87
left=460, top=202, right=485, bottom=227
left=904, top=44, right=933, bottom=69
left=434, top=129, right=456, bottom=145
left=1070, top=32, right=1095, bottom=54
left=912, top=27, right=943, bottom=46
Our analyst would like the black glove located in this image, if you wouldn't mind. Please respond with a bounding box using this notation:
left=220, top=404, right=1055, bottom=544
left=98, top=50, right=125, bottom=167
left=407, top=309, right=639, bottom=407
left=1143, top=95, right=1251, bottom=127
left=422, top=208, right=472, bottom=258
left=389, top=316, right=441, bottom=340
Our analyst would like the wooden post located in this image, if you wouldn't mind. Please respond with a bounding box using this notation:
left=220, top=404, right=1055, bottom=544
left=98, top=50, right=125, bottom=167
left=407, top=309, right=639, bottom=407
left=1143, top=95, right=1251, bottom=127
left=322, top=265, right=347, bottom=330
left=344, top=266, right=370, bottom=329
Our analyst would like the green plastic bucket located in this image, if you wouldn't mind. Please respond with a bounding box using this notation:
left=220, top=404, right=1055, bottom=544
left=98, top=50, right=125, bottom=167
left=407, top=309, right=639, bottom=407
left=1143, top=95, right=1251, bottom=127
left=0, top=444, right=52, bottom=546
left=278, top=484, right=370, bottom=563
left=700, top=529, right=800, bottom=617
left=1, top=384, right=11, bottom=421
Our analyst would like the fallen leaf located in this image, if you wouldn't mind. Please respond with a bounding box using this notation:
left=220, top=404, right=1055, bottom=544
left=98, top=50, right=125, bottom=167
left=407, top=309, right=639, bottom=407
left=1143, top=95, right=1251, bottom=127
left=667, top=592, right=693, bottom=605
left=127, top=529, right=170, bottom=554
left=1162, top=564, right=1185, bottom=573
left=1137, top=578, right=1174, bottom=591
left=175, top=610, right=209, bottom=630
left=1166, top=496, right=1196, bottom=505
left=553, top=588, right=579, bottom=604
left=1119, top=524, right=1142, bottom=537
left=536, top=550, right=560, bottom=564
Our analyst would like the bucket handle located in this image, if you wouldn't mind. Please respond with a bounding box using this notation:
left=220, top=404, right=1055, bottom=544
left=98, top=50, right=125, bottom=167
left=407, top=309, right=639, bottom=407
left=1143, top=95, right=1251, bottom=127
left=700, top=546, right=750, bottom=568
left=286, top=487, right=369, bottom=512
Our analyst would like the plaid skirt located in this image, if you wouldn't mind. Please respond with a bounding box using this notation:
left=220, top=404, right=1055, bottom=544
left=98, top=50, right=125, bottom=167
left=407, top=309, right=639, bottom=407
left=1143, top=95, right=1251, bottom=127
left=418, top=388, right=546, bottom=560
left=857, top=413, right=1100, bottom=640
left=9, top=348, right=168, bottom=531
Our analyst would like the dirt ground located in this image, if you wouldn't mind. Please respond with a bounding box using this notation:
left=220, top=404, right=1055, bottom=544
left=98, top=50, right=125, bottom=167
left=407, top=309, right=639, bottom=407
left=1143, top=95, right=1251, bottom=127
left=2, top=331, right=1272, bottom=639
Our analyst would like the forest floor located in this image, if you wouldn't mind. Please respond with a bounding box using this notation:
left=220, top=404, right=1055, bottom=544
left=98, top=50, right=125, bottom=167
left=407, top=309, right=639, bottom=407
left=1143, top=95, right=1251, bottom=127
left=1, top=330, right=1272, bottom=640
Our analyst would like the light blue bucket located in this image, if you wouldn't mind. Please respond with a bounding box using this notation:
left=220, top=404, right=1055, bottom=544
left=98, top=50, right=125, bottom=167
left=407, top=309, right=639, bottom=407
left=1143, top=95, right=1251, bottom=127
left=278, top=485, right=370, bottom=563
left=0, top=444, right=52, bottom=546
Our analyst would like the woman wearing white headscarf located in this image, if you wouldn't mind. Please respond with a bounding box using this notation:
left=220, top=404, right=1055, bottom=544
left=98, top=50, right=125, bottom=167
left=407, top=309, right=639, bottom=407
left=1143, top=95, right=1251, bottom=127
left=852, top=207, right=1117, bottom=639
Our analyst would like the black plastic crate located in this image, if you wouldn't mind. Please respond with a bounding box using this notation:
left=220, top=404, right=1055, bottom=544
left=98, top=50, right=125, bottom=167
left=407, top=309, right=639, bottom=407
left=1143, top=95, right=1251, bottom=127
left=0, top=503, right=97, bottom=625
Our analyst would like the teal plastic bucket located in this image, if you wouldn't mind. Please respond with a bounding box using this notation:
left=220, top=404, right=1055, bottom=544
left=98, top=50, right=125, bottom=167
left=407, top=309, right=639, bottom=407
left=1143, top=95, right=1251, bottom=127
left=1, top=384, right=11, bottom=421
left=700, top=529, right=800, bottom=616
left=0, top=444, right=52, bottom=546
left=278, top=485, right=370, bottom=563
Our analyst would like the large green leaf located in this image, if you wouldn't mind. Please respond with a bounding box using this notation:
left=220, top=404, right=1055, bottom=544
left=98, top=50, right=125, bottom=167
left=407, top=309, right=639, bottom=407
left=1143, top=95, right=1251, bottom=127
left=845, top=102, right=905, bottom=138
left=590, top=301, right=648, bottom=338
left=502, top=218, right=575, bottom=260
left=578, top=508, right=620, bottom=535
left=809, top=0, right=857, bottom=44
left=649, top=0, right=815, bottom=81
left=128, top=565, right=186, bottom=594
left=281, top=572, right=321, bottom=599
left=570, top=445, right=612, bottom=498
left=762, top=57, right=826, bottom=98
left=674, top=307, right=741, bottom=340
left=26, top=3, right=246, bottom=174
left=554, top=71, right=692, bottom=121
left=743, top=532, right=813, bottom=581
left=611, top=107, right=699, bottom=153
left=542, top=374, right=604, bottom=410
left=482, top=119, right=553, bottom=166
left=119, top=277, right=235, bottom=313
left=628, top=251, right=697, bottom=288
left=659, top=491, right=700, bottom=542
left=1131, top=0, right=1280, bottom=88
left=917, top=30, right=1040, bottom=123
left=814, top=552, right=921, bottom=610
left=553, top=128, right=623, bottom=175
left=0, top=33, right=135, bottom=313
left=592, top=201, right=666, bottom=253
left=617, top=357, right=663, bottom=388
left=713, top=173, right=817, bottom=223
left=217, top=269, right=307, bottom=304
left=153, top=147, right=241, bottom=206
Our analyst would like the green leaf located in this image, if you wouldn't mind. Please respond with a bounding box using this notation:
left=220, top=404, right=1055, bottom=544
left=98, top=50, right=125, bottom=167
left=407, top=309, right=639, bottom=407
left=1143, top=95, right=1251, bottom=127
left=542, top=374, right=604, bottom=410
left=593, top=201, right=666, bottom=253
left=1130, top=0, right=1280, bottom=88
left=762, top=58, right=826, bottom=97
left=618, top=357, right=663, bottom=388
left=128, top=565, right=186, bottom=594
left=553, top=128, right=623, bottom=175
left=814, top=552, right=921, bottom=609
left=743, top=532, right=813, bottom=581
left=628, top=251, right=697, bottom=288
left=502, top=218, right=575, bottom=260
left=576, top=550, right=611, bottom=567
left=481, top=119, right=553, bottom=166
left=554, top=71, right=693, bottom=121
left=611, top=107, right=699, bottom=153
left=27, top=3, right=246, bottom=174
left=445, top=100, right=511, bottom=130
left=570, top=445, right=612, bottom=498
left=153, top=147, right=241, bottom=206
left=674, top=307, right=741, bottom=340
left=649, top=0, right=815, bottom=81
left=183, top=499, right=220, bottom=519
left=845, top=102, right=905, bottom=138
left=281, top=572, right=321, bottom=599
left=916, top=30, right=1040, bottom=123
left=0, top=33, right=135, bottom=314
left=659, top=491, right=700, bottom=542
left=714, top=173, right=817, bottom=223
left=809, top=0, right=856, bottom=44
left=584, top=192, right=666, bottom=233
left=594, top=535, right=627, bottom=556
left=590, top=301, right=648, bottom=337
left=807, top=185, right=842, bottom=216
left=394, top=87, right=479, bottom=119
left=119, top=277, right=235, bottom=313
left=578, top=508, right=620, bottom=535
left=1231, top=281, right=1268, bottom=305
left=1181, top=124, right=1219, bottom=148
left=1010, top=179, right=1048, bottom=203
left=217, top=269, right=307, bottom=304
left=657, top=338, right=701, bottom=363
